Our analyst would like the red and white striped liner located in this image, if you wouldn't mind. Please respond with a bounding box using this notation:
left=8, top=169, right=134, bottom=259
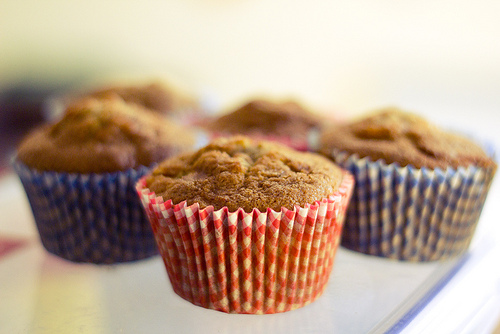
left=136, top=172, right=354, bottom=314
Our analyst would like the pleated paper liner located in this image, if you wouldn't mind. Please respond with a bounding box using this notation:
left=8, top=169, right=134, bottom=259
left=329, top=150, right=496, bottom=261
left=136, top=172, right=354, bottom=314
left=13, top=160, right=158, bottom=264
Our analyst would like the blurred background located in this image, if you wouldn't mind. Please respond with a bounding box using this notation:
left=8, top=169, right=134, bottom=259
left=1, top=0, right=499, bottom=168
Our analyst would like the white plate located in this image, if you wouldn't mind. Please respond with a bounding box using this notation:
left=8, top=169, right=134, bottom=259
left=0, top=171, right=495, bottom=334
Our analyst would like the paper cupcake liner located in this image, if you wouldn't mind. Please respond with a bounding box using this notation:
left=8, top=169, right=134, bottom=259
left=136, top=173, right=354, bottom=314
left=13, top=160, right=158, bottom=264
left=328, top=150, right=496, bottom=261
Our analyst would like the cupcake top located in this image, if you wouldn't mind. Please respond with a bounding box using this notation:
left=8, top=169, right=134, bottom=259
left=17, top=96, right=195, bottom=173
left=319, top=107, right=496, bottom=170
left=88, top=81, right=199, bottom=116
left=206, top=98, right=322, bottom=137
left=146, top=136, right=344, bottom=212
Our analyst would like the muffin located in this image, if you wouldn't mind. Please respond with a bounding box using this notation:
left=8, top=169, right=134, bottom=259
left=84, top=80, right=201, bottom=123
left=137, top=136, right=354, bottom=313
left=45, top=80, right=202, bottom=123
left=205, top=98, right=323, bottom=151
left=14, top=95, right=196, bottom=263
left=319, top=107, right=497, bottom=261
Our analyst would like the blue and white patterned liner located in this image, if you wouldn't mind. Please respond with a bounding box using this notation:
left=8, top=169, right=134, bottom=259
left=328, top=149, right=496, bottom=261
left=13, top=160, right=158, bottom=264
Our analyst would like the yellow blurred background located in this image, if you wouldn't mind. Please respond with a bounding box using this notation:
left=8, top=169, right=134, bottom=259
left=1, top=0, right=499, bottom=159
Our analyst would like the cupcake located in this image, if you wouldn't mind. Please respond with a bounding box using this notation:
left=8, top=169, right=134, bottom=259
left=137, top=136, right=354, bottom=314
left=319, top=107, right=497, bottom=261
left=87, top=80, right=201, bottom=123
left=14, top=95, right=196, bottom=264
left=204, top=98, right=323, bottom=151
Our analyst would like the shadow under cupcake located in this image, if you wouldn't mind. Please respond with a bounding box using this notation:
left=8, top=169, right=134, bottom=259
left=319, top=107, right=497, bottom=261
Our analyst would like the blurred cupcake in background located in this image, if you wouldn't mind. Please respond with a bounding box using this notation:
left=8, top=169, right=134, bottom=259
left=14, top=95, right=196, bottom=264
left=87, top=80, right=203, bottom=123
left=203, top=98, right=325, bottom=151
left=137, top=136, right=354, bottom=313
left=44, top=78, right=206, bottom=125
left=319, top=107, right=497, bottom=261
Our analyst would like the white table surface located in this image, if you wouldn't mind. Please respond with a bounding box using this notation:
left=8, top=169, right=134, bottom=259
left=0, top=158, right=498, bottom=334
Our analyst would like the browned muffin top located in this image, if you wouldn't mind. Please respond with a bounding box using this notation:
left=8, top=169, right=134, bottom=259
left=319, top=107, right=496, bottom=170
left=17, top=96, right=195, bottom=173
left=88, top=81, right=198, bottom=116
left=146, top=136, right=344, bottom=212
left=207, top=99, right=322, bottom=137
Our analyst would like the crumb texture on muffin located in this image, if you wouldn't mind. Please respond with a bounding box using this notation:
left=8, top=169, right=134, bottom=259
left=17, top=96, right=195, bottom=173
left=146, top=136, right=344, bottom=212
left=207, top=99, right=322, bottom=136
left=320, top=107, right=496, bottom=170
